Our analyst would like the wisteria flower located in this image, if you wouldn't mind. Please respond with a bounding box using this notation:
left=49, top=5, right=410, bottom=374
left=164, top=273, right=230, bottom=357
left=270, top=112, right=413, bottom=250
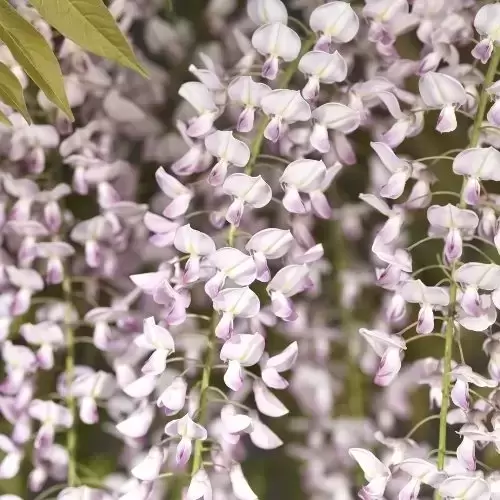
left=309, top=1, right=359, bottom=51
left=245, top=228, right=295, bottom=282
left=187, top=468, right=212, bottom=500
left=427, top=204, right=479, bottom=263
left=359, top=328, right=407, bottom=385
left=29, top=400, right=73, bottom=450
left=370, top=142, right=412, bottom=199
left=222, top=174, right=272, bottom=226
left=20, top=321, right=64, bottom=369
left=219, top=405, right=253, bottom=444
left=204, top=130, right=250, bottom=185
left=396, top=458, right=446, bottom=499
left=0, top=434, right=23, bottom=479
left=261, top=341, right=298, bottom=389
left=155, top=166, right=193, bottom=218
left=230, top=463, right=258, bottom=500
left=71, top=370, right=116, bottom=424
left=260, top=89, right=311, bottom=142
left=35, top=241, right=75, bottom=285
left=164, top=413, right=207, bottom=466
left=266, top=264, right=311, bottom=321
left=251, top=22, right=300, bottom=80
left=298, top=50, right=347, bottom=101
left=134, top=317, right=175, bottom=375
left=310, top=103, right=360, bottom=153
left=179, top=81, right=219, bottom=137
left=279, top=159, right=334, bottom=218
left=213, top=287, right=260, bottom=339
left=227, top=76, right=271, bottom=132
left=450, top=364, right=497, bottom=412
left=348, top=448, right=391, bottom=499
left=247, top=0, right=287, bottom=26
left=174, top=224, right=216, bottom=283
left=220, top=333, right=265, bottom=391
left=452, top=147, right=500, bottom=206
left=131, top=446, right=166, bottom=481
left=419, top=72, right=467, bottom=133
left=438, top=475, right=491, bottom=500
left=399, top=279, right=450, bottom=334
left=115, top=402, right=154, bottom=439
left=472, top=4, right=500, bottom=63
left=205, top=247, right=257, bottom=298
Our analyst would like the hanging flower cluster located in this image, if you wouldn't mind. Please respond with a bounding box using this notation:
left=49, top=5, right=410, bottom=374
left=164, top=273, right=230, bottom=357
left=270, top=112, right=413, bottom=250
left=3, top=0, right=500, bottom=499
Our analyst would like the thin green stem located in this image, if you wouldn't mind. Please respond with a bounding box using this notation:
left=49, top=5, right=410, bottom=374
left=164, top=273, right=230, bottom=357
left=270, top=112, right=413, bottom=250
left=407, top=236, right=438, bottom=251
left=405, top=333, right=445, bottom=345
left=411, top=264, right=450, bottom=279
left=415, top=155, right=455, bottom=162
left=405, top=414, right=441, bottom=439
left=63, top=274, right=77, bottom=487
left=190, top=315, right=217, bottom=475
left=435, top=48, right=500, bottom=498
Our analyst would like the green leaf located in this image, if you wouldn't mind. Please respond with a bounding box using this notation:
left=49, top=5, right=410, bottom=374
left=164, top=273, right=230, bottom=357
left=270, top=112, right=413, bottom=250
left=28, top=0, right=148, bottom=77
left=0, top=0, right=73, bottom=120
left=0, top=62, right=30, bottom=122
left=0, top=107, right=12, bottom=125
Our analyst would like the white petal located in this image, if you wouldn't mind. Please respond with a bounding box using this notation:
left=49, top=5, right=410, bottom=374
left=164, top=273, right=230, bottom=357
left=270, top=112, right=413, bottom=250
left=309, top=2, right=359, bottom=43
left=453, top=147, right=500, bottom=181
left=261, top=89, right=311, bottom=122
left=419, top=72, right=466, bottom=107
left=204, top=131, right=250, bottom=167
left=267, top=264, right=310, bottom=297
left=298, top=50, right=347, bottom=83
left=312, top=103, right=360, bottom=133
left=220, top=334, right=265, bottom=366
left=223, top=174, right=272, bottom=208
left=174, top=224, right=216, bottom=256
left=265, top=341, right=298, bottom=372
left=247, top=0, right=287, bottom=25
left=438, top=475, right=490, bottom=500
left=280, top=159, right=327, bottom=192
left=474, top=4, right=500, bottom=41
left=123, top=373, right=157, bottom=399
left=116, top=405, right=154, bottom=438
left=208, top=247, right=257, bottom=285
left=230, top=463, right=258, bottom=500
left=348, top=448, right=390, bottom=482
left=131, top=446, right=165, bottom=481
left=253, top=381, right=288, bottom=417
left=213, top=287, right=261, bottom=317
left=249, top=417, right=283, bottom=449
left=246, top=228, right=294, bottom=259
left=251, top=22, right=300, bottom=61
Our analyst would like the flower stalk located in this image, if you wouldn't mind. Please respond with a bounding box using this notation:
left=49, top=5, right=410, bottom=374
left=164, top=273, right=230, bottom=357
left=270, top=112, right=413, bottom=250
left=189, top=31, right=316, bottom=479
left=435, top=47, right=500, bottom=493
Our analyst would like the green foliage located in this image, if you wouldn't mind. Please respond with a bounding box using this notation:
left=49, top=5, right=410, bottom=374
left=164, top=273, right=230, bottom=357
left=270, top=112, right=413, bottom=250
left=0, top=61, right=30, bottom=122
left=0, top=106, right=11, bottom=125
left=0, top=0, right=72, bottom=119
left=28, top=0, right=148, bottom=77
left=0, top=0, right=146, bottom=124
